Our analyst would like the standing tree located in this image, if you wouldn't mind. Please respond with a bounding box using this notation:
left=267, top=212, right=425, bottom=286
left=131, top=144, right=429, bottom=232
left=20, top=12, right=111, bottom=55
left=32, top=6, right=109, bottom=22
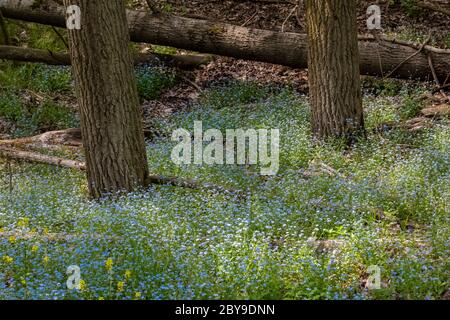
left=64, top=0, right=150, bottom=198
left=305, top=0, right=365, bottom=141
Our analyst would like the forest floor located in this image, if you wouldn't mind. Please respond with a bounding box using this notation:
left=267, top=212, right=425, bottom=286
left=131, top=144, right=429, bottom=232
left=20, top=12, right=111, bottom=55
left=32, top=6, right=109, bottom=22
left=0, top=0, right=449, bottom=300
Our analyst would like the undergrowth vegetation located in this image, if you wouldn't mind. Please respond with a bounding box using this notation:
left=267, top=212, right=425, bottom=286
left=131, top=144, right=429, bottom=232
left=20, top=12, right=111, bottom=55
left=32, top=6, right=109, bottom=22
left=0, top=62, right=448, bottom=299
left=0, top=61, right=179, bottom=137
left=0, top=1, right=448, bottom=301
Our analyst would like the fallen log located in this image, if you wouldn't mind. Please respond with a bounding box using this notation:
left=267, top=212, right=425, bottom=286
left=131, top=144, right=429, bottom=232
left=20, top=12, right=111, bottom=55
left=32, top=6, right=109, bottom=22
left=421, top=104, right=450, bottom=117
left=1, top=2, right=449, bottom=81
left=0, top=146, right=86, bottom=170
left=0, top=44, right=214, bottom=69
left=0, top=45, right=70, bottom=65
left=0, top=128, right=82, bottom=148
left=0, top=144, right=243, bottom=195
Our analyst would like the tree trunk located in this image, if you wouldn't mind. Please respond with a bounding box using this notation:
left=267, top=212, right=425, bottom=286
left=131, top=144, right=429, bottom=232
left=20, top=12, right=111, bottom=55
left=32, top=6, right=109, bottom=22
left=306, top=0, right=364, bottom=140
left=1, top=2, right=449, bottom=81
left=63, top=0, right=150, bottom=199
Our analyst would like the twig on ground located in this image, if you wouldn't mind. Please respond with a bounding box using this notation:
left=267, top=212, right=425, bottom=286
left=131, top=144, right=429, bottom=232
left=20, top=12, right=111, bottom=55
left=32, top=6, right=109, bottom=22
left=51, top=26, right=68, bottom=49
left=294, top=0, right=305, bottom=30
left=359, top=35, right=450, bottom=54
left=281, top=5, right=297, bottom=32
left=241, top=11, right=258, bottom=27
left=179, top=74, right=202, bottom=92
left=432, top=83, right=450, bottom=93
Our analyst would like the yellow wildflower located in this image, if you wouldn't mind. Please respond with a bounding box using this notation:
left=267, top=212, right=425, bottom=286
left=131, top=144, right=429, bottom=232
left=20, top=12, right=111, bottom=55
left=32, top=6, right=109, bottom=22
left=8, top=235, right=16, bottom=244
left=124, top=270, right=132, bottom=279
left=2, top=255, right=13, bottom=264
left=134, top=292, right=142, bottom=299
left=98, top=296, right=105, bottom=300
left=31, top=245, right=39, bottom=253
left=79, top=279, right=87, bottom=291
left=42, top=255, right=50, bottom=265
left=17, top=218, right=29, bottom=228
left=117, top=281, right=124, bottom=292
left=105, top=258, right=113, bottom=272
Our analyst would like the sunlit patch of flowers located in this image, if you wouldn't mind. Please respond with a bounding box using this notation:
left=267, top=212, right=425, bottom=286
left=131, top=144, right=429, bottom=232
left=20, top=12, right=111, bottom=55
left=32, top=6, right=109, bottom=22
left=0, top=81, right=448, bottom=300
left=79, top=279, right=87, bottom=292
left=105, top=258, right=113, bottom=273
left=2, top=255, right=13, bottom=264
left=8, top=236, right=16, bottom=244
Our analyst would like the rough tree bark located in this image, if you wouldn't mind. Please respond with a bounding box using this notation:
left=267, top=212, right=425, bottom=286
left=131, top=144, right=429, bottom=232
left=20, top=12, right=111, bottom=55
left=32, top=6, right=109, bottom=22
left=306, top=0, right=364, bottom=140
left=1, top=1, right=449, bottom=81
left=63, top=0, right=150, bottom=198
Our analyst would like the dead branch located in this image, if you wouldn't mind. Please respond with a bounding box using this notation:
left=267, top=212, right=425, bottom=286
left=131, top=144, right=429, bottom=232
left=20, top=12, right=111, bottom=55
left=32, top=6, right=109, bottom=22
left=432, top=83, right=450, bottom=93
left=281, top=5, right=297, bottom=32
left=0, top=146, right=86, bottom=170
left=384, top=36, right=431, bottom=79
left=51, top=25, right=68, bottom=49
left=241, top=10, right=258, bottom=27
left=359, top=35, right=450, bottom=54
left=428, top=53, right=450, bottom=102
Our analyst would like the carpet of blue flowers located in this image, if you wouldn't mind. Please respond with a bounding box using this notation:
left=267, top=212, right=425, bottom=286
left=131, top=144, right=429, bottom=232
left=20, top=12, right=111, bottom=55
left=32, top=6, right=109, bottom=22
left=0, top=63, right=449, bottom=300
